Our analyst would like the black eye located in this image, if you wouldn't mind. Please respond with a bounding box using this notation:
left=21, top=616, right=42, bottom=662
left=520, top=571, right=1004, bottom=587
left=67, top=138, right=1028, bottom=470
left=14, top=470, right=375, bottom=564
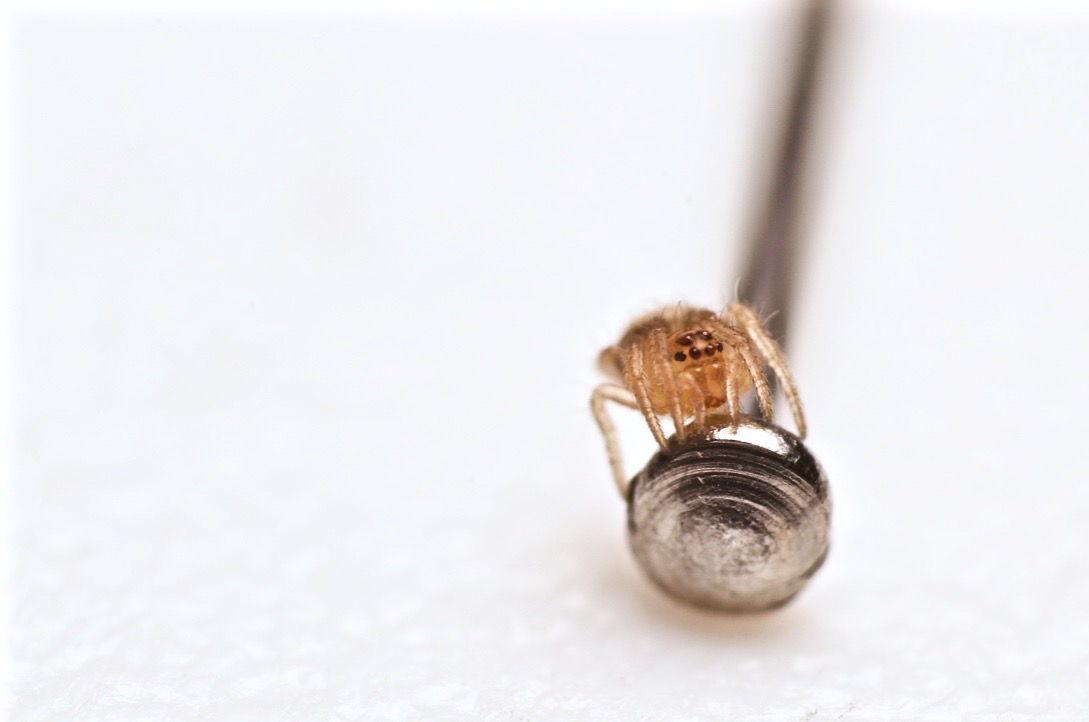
left=704, top=345, right=715, bottom=357
left=673, top=351, right=686, bottom=362
left=716, top=342, right=724, bottom=352
left=699, top=331, right=712, bottom=340
left=689, top=348, right=702, bottom=360
left=678, top=335, right=693, bottom=346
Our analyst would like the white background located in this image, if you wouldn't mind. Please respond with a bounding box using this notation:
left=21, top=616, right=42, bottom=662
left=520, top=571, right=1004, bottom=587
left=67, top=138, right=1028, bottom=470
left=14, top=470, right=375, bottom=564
left=11, top=2, right=1089, bottom=720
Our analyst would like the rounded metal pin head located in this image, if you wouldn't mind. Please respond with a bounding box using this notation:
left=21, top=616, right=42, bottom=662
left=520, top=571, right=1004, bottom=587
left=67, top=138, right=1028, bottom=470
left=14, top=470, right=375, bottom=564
left=626, top=416, right=830, bottom=613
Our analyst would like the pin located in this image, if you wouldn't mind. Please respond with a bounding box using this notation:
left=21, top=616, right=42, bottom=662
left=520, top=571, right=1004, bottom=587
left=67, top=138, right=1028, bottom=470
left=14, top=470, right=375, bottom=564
left=591, top=0, right=834, bottom=612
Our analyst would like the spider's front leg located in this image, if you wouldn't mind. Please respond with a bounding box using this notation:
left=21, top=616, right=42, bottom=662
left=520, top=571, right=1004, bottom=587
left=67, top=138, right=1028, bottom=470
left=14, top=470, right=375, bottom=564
left=706, top=316, right=774, bottom=423
left=726, top=302, right=807, bottom=437
left=725, top=373, right=740, bottom=433
left=623, top=338, right=670, bottom=448
left=646, top=328, right=688, bottom=444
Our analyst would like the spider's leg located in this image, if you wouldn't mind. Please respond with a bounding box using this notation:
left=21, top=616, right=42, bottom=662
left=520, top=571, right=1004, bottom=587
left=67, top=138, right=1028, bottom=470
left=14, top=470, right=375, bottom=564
left=626, top=341, right=669, bottom=449
left=725, top=372, right=740, bottom=433
left=727, top=302, right=807, bottom=437
left=707, top=317, right=774, bottom=422
left=590, top=383, right=640, bottom=498
left=649, top=327, right=686, bottom=443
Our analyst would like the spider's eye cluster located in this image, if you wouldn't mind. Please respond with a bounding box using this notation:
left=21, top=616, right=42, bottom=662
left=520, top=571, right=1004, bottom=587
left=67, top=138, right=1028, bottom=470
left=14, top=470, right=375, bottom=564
left=673, top=331, right=725, bottom=363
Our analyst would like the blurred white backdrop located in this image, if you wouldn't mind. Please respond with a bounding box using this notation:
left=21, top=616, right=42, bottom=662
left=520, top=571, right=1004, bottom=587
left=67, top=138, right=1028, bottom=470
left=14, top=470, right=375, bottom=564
left=11, top=2, right=1089, bottom=720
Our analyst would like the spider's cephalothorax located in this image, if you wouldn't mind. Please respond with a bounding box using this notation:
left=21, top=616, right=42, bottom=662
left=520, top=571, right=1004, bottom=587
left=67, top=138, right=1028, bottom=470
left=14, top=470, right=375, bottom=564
left=591, top=302, right=806, bottom=496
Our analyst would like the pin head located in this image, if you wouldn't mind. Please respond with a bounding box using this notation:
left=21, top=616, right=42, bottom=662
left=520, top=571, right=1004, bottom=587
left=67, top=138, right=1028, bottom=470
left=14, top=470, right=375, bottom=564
left=626, top=416, right=830, bottom=613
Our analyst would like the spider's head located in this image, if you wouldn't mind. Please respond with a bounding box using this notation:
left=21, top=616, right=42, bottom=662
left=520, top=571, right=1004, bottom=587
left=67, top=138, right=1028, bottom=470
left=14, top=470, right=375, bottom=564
left=667, top=329, right=725, bottom=368
left=663, top=327, right=751, bottom=415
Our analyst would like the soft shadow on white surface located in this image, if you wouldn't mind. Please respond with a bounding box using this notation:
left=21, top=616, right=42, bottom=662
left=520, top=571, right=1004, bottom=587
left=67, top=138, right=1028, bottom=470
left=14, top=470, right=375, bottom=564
left=595, top=530, right=820, bottom=645
left=12, top=6, right=1089, bottom=721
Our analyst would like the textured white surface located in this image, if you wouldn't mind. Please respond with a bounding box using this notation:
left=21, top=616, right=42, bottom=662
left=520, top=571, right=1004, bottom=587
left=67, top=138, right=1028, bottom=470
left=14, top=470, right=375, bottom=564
left=12, top=7, right=1089, bottom=721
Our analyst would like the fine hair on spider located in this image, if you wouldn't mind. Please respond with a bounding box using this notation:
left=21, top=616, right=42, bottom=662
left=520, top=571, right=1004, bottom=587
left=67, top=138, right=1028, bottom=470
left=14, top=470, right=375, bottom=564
left=591, top=301, right=805, bottom=496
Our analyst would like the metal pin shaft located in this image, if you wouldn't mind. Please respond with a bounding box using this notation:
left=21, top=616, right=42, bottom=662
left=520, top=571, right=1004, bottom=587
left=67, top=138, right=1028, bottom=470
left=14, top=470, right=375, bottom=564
left=737, top=0, right=833, bottom=349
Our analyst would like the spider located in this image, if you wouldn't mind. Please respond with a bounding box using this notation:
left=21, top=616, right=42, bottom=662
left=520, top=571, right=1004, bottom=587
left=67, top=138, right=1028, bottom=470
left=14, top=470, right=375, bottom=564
left=591, top=302, right=806, bottom=495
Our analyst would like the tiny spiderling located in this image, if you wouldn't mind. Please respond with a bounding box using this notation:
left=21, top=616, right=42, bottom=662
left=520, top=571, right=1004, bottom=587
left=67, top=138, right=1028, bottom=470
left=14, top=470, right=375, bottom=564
left=590, top=301, right=805, bottom=497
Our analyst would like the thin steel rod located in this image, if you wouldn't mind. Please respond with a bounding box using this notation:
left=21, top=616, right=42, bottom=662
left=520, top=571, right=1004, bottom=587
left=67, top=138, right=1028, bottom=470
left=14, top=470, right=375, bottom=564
left=737, top=0, right=833, bottom=346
